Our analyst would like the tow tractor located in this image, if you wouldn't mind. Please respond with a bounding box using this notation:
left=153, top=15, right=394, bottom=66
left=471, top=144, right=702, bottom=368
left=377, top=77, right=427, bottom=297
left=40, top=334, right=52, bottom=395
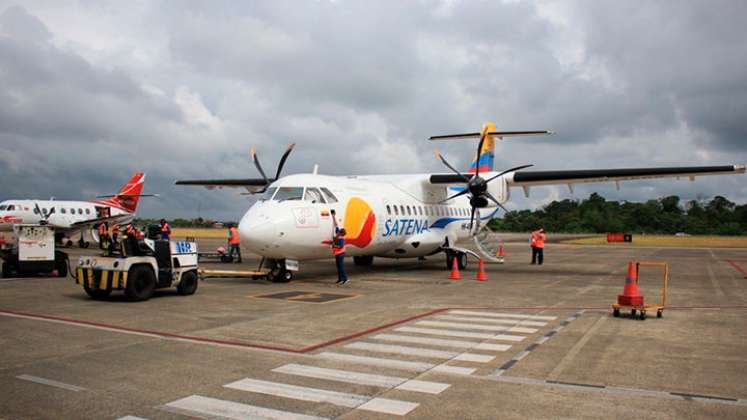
left=75, top=237, right=199, bottom=301
left=0, top=224, right=68, bottom=278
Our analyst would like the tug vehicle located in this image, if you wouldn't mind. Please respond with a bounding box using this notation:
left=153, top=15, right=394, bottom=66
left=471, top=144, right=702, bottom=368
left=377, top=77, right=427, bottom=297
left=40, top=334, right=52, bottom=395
left=0, top=224, right=68, bottom=278
left=75, top=239, right=199, bottom=301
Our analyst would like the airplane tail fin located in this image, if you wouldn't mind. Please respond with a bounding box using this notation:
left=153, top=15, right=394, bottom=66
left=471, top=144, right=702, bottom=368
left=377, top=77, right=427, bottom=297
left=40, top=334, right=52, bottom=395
left=467, top=122, right=497, bottom=173
left=100, top=172, right=146, bottom=213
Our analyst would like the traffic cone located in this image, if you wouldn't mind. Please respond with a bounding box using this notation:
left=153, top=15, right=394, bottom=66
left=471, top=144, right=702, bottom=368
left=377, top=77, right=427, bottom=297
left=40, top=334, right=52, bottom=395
left=449, top=256, right=461, bottom=280
left=495, top=242, right=505, bottom=264
left=617, top=262, right=644, bottom=306
left=476, top=259, right=488, bottom=281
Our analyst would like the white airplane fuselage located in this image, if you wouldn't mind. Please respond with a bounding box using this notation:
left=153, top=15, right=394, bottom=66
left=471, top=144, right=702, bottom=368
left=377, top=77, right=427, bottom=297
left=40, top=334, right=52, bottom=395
left=238, top=173, right=507, bottom=261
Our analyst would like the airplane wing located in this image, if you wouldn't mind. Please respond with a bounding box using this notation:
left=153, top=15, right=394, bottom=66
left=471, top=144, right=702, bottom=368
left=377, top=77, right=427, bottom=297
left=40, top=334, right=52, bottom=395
left=508, top=165, right=745, bottom=195
left=174, top=178, right=270, bottom=193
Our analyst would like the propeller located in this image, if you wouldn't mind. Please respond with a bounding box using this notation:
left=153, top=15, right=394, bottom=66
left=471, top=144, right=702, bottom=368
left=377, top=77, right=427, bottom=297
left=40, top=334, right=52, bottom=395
left=34, top=202, right=52, bottom=225
left=243, top=143, right=296, bottom=195
left=434, top=134, right=533, bottom=231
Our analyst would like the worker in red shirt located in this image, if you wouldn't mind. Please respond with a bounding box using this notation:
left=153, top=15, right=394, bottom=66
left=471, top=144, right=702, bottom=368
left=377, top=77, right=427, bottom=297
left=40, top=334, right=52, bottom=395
left=159, top=219, right=171, bottom=241
left=322, top=210, right=348, bottom=284
left=530, top=228, right=546, bottom=265
left=227, top=223, right=242, bottom=263
left=98, top=222, right=109, bottom=250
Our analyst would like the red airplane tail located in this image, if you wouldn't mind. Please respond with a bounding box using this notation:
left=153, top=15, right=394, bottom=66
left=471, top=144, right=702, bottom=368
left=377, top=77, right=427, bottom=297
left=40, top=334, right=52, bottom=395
left=97, top=172, right=146, bottom=213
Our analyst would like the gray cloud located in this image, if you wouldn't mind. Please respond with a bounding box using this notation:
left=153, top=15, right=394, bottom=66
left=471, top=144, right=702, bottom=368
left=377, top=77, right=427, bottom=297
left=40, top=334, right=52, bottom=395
left=0, top=1, right=745, bottom=221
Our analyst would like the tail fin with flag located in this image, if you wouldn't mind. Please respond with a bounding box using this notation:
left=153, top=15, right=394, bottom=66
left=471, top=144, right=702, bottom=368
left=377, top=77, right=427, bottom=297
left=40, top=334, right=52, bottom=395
left=95, top=172, right=147, bottom=213
left=467, top=122, right=498, bottom=173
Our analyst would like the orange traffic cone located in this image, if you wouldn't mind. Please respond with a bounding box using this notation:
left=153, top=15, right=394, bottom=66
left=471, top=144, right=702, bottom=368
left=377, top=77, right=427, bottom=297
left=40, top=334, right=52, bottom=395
left=618, top=262, right=644, bottom=306
left=449, top=256, right=461, bottom=280
left=476, top=259, right=488, bottom=281
left=495, top=242, right=505, bottom=264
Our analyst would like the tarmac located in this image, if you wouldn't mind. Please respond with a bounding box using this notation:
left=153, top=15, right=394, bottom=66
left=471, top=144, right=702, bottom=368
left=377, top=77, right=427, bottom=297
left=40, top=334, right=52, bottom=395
left=0, top=238, right=746, bottom=419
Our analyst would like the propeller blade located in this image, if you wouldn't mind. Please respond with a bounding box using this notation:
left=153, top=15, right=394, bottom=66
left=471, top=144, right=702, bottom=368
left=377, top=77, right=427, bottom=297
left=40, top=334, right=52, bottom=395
left=484, top=164, right=534, bottom=184
left=33, top=202, right=47, bottom=223
left=469, top=205, right=477, bottom=230
left=440, top=188, right=470, bottom=203
left=484, top=191, right=511, bottom=214
left=251, top=147, right=269, bottom=184
left=474, top=131, right=488, bottom=177
left=275, top=143, right=296, bottom=180
left=434, top=149, right=470, bottom=182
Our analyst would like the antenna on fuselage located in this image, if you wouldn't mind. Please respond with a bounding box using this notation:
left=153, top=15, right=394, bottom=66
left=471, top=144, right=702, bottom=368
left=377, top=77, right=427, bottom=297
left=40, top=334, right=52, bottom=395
left=313, top=164, right=319, bottom=175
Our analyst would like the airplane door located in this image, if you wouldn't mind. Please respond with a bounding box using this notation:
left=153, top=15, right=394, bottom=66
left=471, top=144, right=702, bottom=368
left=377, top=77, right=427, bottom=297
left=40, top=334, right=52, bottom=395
left=303, top=188, right=334, bottom=237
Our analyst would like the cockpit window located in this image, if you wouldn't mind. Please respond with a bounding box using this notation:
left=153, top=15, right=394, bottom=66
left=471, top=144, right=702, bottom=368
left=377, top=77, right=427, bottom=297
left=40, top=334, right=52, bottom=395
left=304, top=188, right=325, bottom=203
left=259, top=187, right=277, bottom=201
left=273, top=187, right=304, bottom=201
left=6, top=205, right=15, bottom=211
left=0, top=205, right=6, bottom=211
left=320, top=188, right=338, bottom=204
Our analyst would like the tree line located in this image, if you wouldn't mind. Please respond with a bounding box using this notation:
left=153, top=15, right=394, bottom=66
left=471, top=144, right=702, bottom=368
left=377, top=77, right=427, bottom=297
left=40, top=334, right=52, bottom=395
left=488, top=193, right=747, bottom=235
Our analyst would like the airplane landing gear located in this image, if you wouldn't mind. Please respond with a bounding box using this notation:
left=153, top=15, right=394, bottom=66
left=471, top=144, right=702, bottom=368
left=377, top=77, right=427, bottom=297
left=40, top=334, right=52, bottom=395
left=353, top=256, right=374, bottom=266
left=445, top=251, right=467, bottom=270
left=267, top=259, right=293, bottom=283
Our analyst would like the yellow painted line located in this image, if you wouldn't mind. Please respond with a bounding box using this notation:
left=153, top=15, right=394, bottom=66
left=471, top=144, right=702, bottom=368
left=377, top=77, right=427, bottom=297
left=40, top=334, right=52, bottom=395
left=87, top=269, right=94, bottom=288
left=101, top=271, right=109, bottom=290
left=121, top=271, right=128, bottom=288
left=112, top=271, right=120, bottom=289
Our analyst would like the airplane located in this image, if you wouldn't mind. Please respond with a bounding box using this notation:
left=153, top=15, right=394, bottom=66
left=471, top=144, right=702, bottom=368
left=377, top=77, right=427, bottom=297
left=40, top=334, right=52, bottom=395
left=0, top=172, right=152, bottom=248
left=176, top=122, right=745, bottom=282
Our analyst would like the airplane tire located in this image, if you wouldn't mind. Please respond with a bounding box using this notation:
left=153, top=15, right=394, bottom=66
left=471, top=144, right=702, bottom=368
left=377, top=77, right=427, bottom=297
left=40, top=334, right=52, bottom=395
left=83, top=283, right=111, bottom=300
left=445, top=251, right=455, bottom=270
left=353, top=256, right=374, bottom=266
left=125, top=265, right=156, bottom=301
left=457, top=252, right=467, bottom=270
left=269, top=261, right=293, bottom=283
left=177, top=270, right=199, bottom=295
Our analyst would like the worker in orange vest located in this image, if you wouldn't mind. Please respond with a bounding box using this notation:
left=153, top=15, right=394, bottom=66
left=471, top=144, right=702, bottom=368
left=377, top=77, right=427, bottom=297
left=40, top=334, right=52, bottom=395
left=227, top=223, right=242, bottom=263
left=110, top=223, right=121, bottom=255
left=98, top=222, right=109, bottom=250
left=159, top=219, right=171, bottom=240
left=530, top=228, right=546, bottom=265
left=322, top=210, right=348, bottom=284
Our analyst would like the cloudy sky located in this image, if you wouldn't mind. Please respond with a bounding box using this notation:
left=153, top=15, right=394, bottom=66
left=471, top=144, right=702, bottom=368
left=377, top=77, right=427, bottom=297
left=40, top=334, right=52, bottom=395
left=1, top=1, right=745, bottom=220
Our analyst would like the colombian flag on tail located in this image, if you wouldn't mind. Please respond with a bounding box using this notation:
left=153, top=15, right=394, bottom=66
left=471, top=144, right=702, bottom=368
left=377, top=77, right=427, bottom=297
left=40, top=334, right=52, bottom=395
left=467, top=122, right=497, bottom=174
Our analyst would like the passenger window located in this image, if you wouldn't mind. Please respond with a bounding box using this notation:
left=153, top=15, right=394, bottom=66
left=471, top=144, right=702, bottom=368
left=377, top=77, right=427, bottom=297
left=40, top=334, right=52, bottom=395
left=394, top=205, right=399, bottom=216
left=304, top=188, right=325, bottom=203
left=33, top=207, right=39, bottom=214
left=273, top=187, right=304, bottom=201
left=406, top=206, right=411, bottom=216
left=320, top=188, right=338, bottom=204
left=386, top=205, right=391, bottom=215
left=78, top=208, right=83, bottom=214
left=400, top=205, right=405, bottom=215
left=419, top=206, right=423, bottom=216
left=85, top=209, right=91, bottom=215
left=61, top=208, right=67, bottom=214
left=7, top=205, right=14, bottom=211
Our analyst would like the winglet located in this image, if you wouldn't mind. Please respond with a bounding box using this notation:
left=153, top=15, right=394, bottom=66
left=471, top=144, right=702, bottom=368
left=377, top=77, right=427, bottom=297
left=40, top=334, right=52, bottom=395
left=736, top=164, right=746, bottom=173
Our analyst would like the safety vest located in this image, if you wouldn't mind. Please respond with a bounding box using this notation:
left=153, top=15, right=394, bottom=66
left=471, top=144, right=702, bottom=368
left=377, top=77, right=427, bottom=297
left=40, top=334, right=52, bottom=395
left=161, top=223, right=170, bottom=233
left=229, top=227, right=240, bottom=245
left=98, top=224, right=108, bottom=236
left=112, top=224, right=120, bottom=235
left=532, top=230, right=546, bottom=248
left=332, top=235, right=346, bottom=256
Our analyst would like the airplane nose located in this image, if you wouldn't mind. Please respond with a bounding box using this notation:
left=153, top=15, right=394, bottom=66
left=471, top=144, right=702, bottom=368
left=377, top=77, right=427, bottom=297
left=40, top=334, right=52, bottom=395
left=239, top=220, right=278, bottom=252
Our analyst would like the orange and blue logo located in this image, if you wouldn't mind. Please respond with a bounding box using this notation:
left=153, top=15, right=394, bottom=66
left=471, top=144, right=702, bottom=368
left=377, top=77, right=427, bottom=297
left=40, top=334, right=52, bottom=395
left=343, top=197, right=376, bottom=248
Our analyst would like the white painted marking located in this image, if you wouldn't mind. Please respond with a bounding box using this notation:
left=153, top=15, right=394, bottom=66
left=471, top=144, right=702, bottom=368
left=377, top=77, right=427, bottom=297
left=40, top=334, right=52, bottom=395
left=117, top=417, right=149, bottom=420
left=537, top=336, right=550, bottom=344
left=431, top=365, right=477, bottom=375
left=225, top=378, right=366, bottom=407
left=515, top=351, right=530, bottom=361
left=346, top=342, right=493, bottom=362
left=449, top=310, right=557, bottom=321
left=163, top=395, right=327, bottom=420
left=395, top=326, right=525, bottom=342
left=454, top=353, right=495, bottom=363
left=316, top=352, right=434, bottom=372
left=273, top=364, right=449, bottom=394
left=372, top=333, right=511, bottom=351
left=16, top=374, right=85, bottom=392
left=418, top=320, right=538, bottom=334
left=508, top=326, right=539, bottom=334
left=435, top=315, right=547, bottom=327
left=357, top=398, right=419, bottom=416
left=396, top=379, right=451, bottom=395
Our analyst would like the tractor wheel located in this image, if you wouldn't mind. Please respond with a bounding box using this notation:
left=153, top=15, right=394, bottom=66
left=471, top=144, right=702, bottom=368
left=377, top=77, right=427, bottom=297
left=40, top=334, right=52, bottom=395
left=613, top=308, right=620, bottom=317
left=657, top=310, right=663, bottom=318
left=83, top=283, right=111, bottom=300
left=177, top=270, right=199, bottom=296
left=639, top=311, right=647, bottom=320
left=125, top=265, right=156, bottom=301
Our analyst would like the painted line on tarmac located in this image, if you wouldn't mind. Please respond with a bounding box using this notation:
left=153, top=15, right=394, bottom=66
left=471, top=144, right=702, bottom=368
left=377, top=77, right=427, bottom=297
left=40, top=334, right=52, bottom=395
left=395, top=326, right=526, bottom=342
left=16, top=374, right=85, bottom=392
left=316, top=352, right=435, bottom=372
left=489, top=375, right=747, bottom=407
left=449, top=310, right=557, bottom=321
left=345, top=342, right=495, bottom=362
left=494, top=311, right=584, bottom=376
left=371, top=333, right=511, bottom=351
left=162, top=395, right=329, bottom=420
left=273, top=363, right=450, bottom=394
left=725, top=259, right=747, bottom=278
left=434, top=314, right=548, bottom=327
left=117, top=416, right=149, bottom=420
left=224, top=378, right=419, bottom=415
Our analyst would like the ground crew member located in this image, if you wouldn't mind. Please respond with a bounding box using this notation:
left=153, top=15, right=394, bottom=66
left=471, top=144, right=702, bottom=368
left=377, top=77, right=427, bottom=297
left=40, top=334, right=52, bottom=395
left=531, top=228, right=546, bottom=265
left=98, top=222, right=109, bottom=250
left=110, top=223, right=120, bottom=254
left=159, top=219, right=171, bottom=240
left=322, top=209, right=348, bottom=284
left=227, top=223, right=242, bottom=263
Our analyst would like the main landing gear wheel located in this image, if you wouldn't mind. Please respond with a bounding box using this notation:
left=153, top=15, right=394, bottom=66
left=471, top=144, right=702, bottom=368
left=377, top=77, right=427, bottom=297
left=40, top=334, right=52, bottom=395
left=353, top=256, right=374, bottom=266
left=445, top=251, right=468, bottom=270
left=268, top=260, right=293, bottom=283
left=657, top=309, right=663, bottom=318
